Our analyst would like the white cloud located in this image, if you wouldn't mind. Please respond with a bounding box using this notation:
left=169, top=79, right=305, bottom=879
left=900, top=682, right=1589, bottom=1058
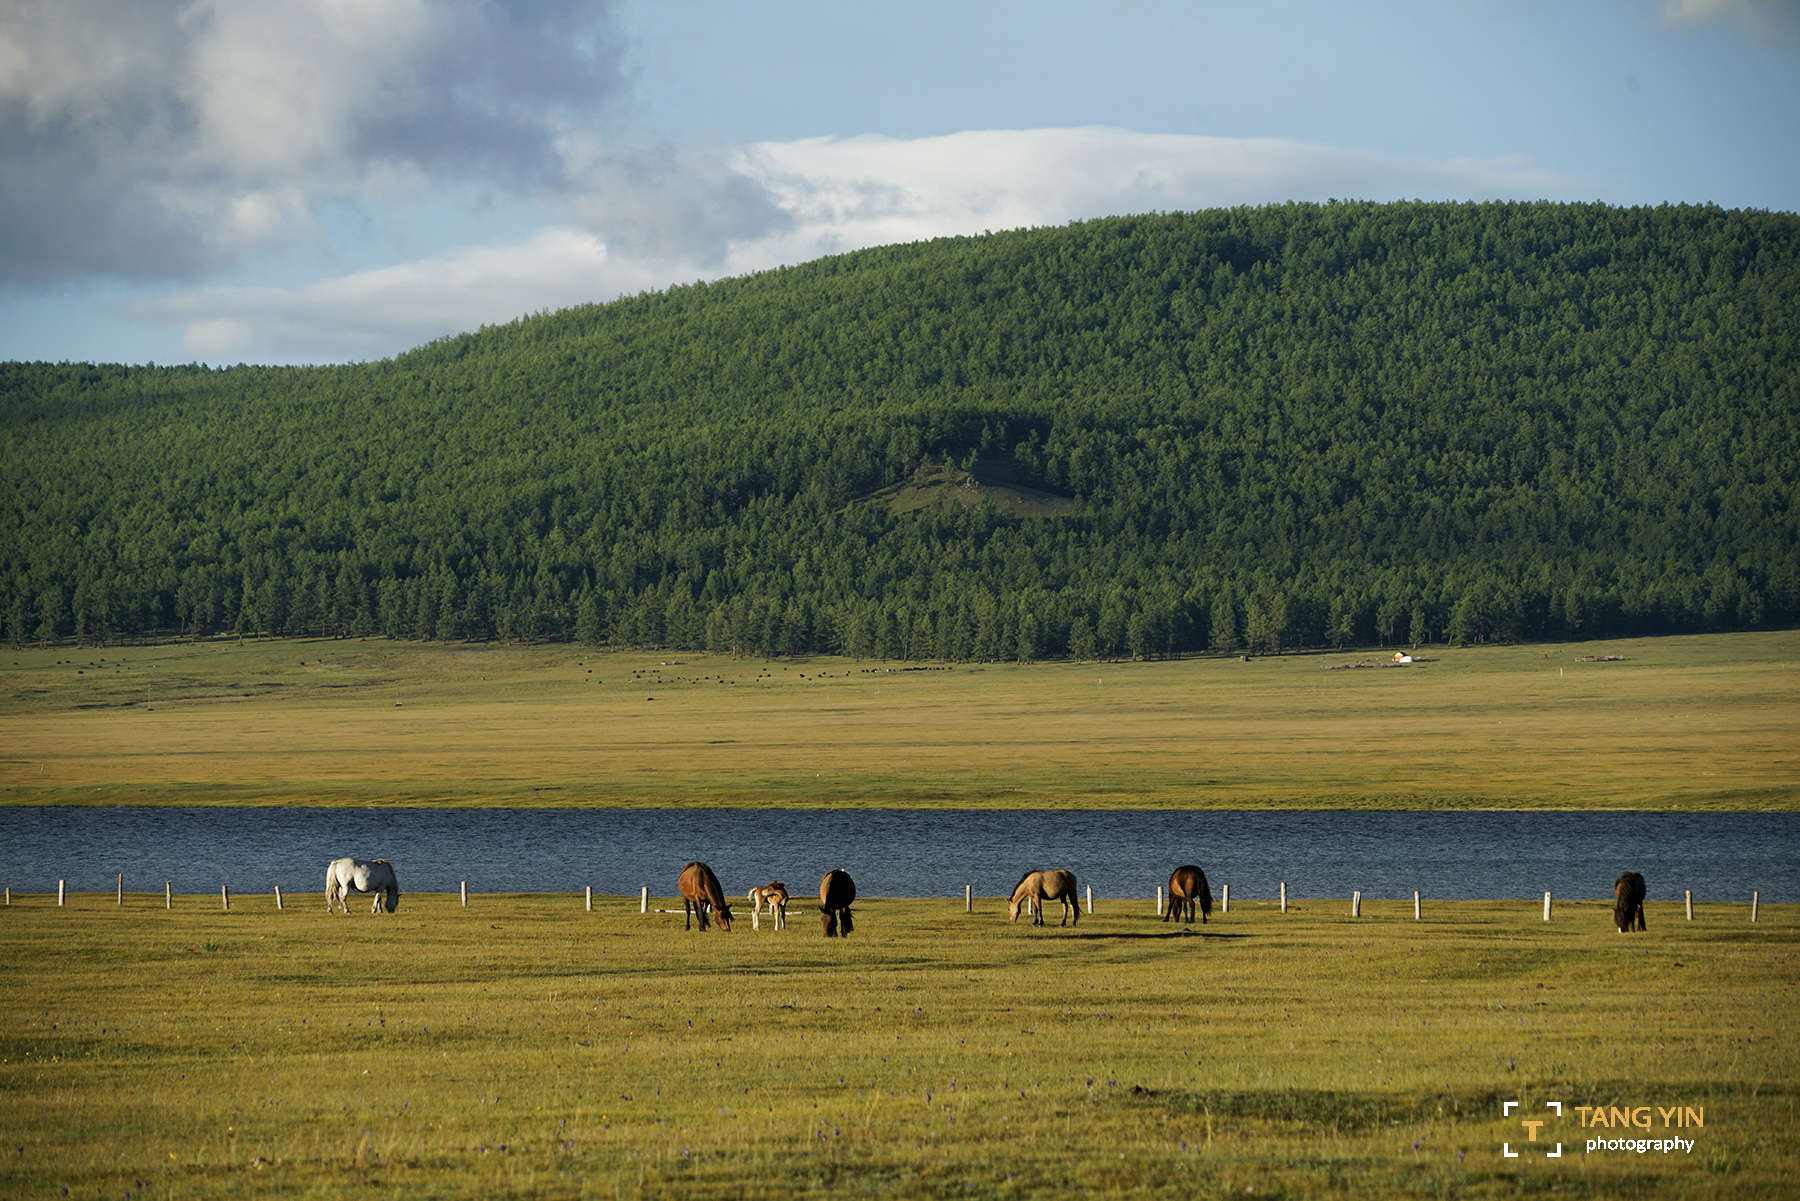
left=1660, top=0, right=1800, bottom=46
left=0, top=0, right=623, bottom=281
left=135, top=126, right=1588, bottom=363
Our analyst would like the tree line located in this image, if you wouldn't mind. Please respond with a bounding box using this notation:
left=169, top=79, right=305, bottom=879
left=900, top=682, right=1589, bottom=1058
left=2, top=200, right=1795, bottom=658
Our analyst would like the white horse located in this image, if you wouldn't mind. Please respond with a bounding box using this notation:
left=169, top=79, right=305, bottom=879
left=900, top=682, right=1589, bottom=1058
left=325, top=857, right=401, bottom=913
left=747, top=882, right=789, bottom=931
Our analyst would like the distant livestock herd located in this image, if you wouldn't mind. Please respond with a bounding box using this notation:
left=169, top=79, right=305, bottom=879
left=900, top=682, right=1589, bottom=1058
left=320, top=856, right=1656, bottom=936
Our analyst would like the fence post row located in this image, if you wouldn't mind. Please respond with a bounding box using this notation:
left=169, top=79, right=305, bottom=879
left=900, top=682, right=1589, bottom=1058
left=25, top=878, right=1778, bottom=922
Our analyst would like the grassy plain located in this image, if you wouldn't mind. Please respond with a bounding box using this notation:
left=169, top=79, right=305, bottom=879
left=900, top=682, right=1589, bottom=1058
left=2, top=630, right=1797, bottom=810
left=1, top=891, right=1793, bottom=1200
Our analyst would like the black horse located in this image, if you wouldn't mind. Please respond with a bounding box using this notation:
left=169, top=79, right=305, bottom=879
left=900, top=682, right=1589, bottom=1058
left=820, top=869, right=856, bottom=936
left=1613, top=871, right=1647, bottom=933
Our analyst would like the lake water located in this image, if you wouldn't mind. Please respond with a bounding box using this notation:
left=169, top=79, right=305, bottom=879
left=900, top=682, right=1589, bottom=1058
left=0, top=807, right=1792, bottom=904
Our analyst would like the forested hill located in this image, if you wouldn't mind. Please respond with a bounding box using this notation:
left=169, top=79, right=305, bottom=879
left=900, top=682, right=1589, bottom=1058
left=3, top=200, right=1797, bottom=659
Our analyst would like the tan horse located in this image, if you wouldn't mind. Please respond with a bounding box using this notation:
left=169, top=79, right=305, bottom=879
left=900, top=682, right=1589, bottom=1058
left=1165, top=864, right=1213, bottom=924
left=748, top=881, right=789, bottom=931
left=1009, top=869, right=1080, bottom=926
left=820, top=870, right=856, bottom=936
left=1613, top=871, right=1647, bottom=933
left=678, top=861, right=732, bottom=932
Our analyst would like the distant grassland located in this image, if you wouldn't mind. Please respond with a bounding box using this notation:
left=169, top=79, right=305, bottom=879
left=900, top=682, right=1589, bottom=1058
left=1, top=630, right=1796, bottom=809
left=0, top=892, right=1792, bottom=1199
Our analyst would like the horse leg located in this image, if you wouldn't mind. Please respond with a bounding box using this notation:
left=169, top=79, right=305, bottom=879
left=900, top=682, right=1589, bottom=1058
left=776, top=902, right=786, bottom=931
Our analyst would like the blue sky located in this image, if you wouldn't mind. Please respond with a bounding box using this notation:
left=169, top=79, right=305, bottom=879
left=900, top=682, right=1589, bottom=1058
left=2, top=0, right=1795, bottom=366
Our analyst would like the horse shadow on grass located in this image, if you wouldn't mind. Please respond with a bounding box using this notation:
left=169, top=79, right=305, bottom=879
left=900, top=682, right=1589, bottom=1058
left=1058, top=930, right=1253, bottom=942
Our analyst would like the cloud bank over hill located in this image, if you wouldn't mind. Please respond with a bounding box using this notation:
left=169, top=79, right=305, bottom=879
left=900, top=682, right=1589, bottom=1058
left=139, top=128, right=1582, bottom=361
left=1, top=0, right=1791, bottom=363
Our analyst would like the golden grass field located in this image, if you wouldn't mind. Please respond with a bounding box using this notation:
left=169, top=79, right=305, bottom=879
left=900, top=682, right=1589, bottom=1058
left=1, top=629, right=1796, bottom=810
left=2, top=629, right=1796, bottom=1197
left=1, top=891, right=1793, bottom=1200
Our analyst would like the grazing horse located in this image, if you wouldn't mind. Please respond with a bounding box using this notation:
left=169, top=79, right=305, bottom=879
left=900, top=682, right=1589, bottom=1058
left=820, top=870, right=856, bottom=936
left=1009, top=869, right=1080, bottom=927
left=1614, top=871, right=1647, bottom=933
left=748, top=881, right=789, bottom=931
left=325, top=857, right=400, bottom=914
left=1165, top=864, right=1214, bottom=924
left=678, top=861, right=733, bottom=932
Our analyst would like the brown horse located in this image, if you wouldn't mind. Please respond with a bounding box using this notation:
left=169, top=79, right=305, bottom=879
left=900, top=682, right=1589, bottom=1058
left=1009, top=869, right=1080, bottom=926
left=1613, top=871, right=1647, bottom=933
left=1165, top=864, right=1213, bottom=924
left=820, top=869, right=856, bottom=936
left=748, top=881, right=789, bottom=931
left=678, top=861, right=732, bottom=932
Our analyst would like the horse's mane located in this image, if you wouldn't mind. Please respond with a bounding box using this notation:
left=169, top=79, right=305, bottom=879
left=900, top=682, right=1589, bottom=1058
left=1012, top=869, right=1038, bottom=892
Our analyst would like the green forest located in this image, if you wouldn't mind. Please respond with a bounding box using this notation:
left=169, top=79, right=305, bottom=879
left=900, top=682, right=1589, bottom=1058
left=3, top=200, right=1796, bottom=660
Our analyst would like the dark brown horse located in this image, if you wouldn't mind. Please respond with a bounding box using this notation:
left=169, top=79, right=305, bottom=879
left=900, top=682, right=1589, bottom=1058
left=1613, top=871, right=1647, bottom=933
left=820, top=869, right=856, bottom=936
left=1165, top=864, right=1213, bottom=924
left=678, top=861, right=732, bottom=932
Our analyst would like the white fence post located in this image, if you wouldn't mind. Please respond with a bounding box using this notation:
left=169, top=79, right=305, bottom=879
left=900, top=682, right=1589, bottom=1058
left=275, top=886, right=284, bottom=910
left=1543, top=891, right=1552, bottom=922
left=1086, top=884, right=1092, bottom=915
left=117, top=873, right=124, bottom=905
left=221, top=884, right=229, bottom=911
left=1686, top=890, right=1693, bottom=921
left=1351, top=890, right=1361, bottom=918
left=585, top=886, right=592, bottom=913
left=1280, top=881, right=1287, bottom=913
left=1221, top=884, right=1229, bottom=914
left=461, top=881, right=468, bottom=908
left=965, top=884, right=972, bottom=913
left=58, top=879, right=65, bottom=906
left=1751, top=891, right=1759, bottom=923
left=640, top=886, right=648, bottom=914
left=1156, top=885, right=1163, bottom=916
left=165, top=881, right=171, bottom=909
left=1414, top=890, right=1421, bottom=920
